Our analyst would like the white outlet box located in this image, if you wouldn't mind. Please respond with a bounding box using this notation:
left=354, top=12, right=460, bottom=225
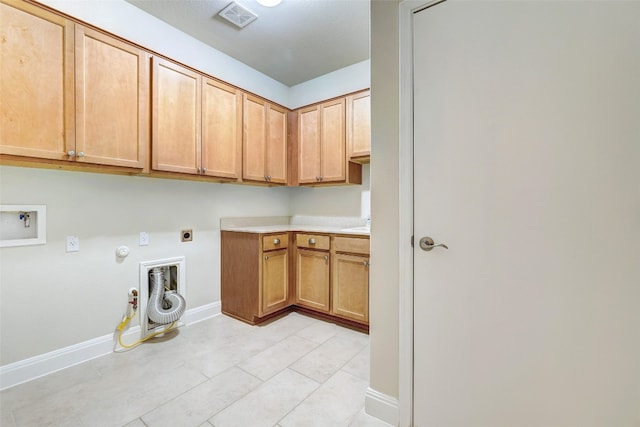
left=139, top=231, right=149, bottom=246
left=66, top=236, right=79, bottom=252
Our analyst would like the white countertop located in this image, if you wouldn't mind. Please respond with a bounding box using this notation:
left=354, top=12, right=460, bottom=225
left=220, top=216, right=370, bottom=236
left=221, top=224, right=370, bottom=236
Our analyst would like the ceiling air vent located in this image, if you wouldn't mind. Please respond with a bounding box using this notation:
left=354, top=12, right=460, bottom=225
left=218, top=1, right=258, bottom=29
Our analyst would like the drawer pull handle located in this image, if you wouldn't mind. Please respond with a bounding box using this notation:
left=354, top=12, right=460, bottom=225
left=273, top=238, right=280, bottom=245
left=308, top=238, right=316, bottom=245
left=264, top=255, right=269, bottom=260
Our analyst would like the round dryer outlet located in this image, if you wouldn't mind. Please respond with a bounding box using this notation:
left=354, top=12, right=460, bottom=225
left=181, top=229, right=193, bottom=242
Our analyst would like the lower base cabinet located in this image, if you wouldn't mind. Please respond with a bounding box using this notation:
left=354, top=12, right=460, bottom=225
left=221, top=231, right=291, bottom=324
left=262, top=248, right=289, bottom=314
left=332, top=253, right=369, bottom=323
left=221, top=230, right=369, bottom=326
left=296, top=248, right=330, bottom=312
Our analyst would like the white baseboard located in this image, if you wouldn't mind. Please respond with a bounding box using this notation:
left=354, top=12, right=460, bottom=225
left=365, top=387, right=400, bottom=426
left=183, top=301, right=221, bottom=325
left=0, top=302, right=221, bottom=391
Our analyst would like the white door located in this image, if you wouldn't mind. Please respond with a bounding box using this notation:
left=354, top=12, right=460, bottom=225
left=412, top=1, right=640, bottom=426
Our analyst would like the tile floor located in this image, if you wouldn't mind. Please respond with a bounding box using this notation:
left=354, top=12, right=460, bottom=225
left=0, top=312, right=392, bottom=427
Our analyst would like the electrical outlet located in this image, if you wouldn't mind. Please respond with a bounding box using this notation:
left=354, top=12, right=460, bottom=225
left=66, top=236, right=79, bottom=252
left=181, top=229, right=193, bottom=242
left=139, top=231, right=149, bottom=246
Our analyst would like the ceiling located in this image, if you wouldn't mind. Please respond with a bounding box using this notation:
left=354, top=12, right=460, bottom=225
left=125, top=0, right=370, bottom=87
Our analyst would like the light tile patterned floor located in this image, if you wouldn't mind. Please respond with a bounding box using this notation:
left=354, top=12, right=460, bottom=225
left=0, top=312, right=392, bottom=427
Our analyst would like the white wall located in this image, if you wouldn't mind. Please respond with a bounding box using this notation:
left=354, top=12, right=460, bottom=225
left=0, top=166, right=291, bottom=364
left=368, top=0, right=401, bottom=405
left=289, top=60, right=371, bottom=109
left=289, top=165, right=370, bottom=218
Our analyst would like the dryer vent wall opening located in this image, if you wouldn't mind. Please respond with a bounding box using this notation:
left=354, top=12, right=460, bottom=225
left=139, top=257, right=187, bottom=339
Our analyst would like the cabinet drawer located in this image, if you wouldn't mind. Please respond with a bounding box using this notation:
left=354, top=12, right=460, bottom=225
left=262, top=234, right=289, bottom=251
left=296, top=233, right=330, bottom=250
left=334, top=236, right=370, bottom=255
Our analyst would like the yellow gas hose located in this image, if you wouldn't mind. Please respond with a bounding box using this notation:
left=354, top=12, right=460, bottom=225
left=116, top=307, right=176, bottom=350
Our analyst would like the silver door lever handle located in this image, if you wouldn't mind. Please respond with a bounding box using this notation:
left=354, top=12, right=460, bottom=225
left=419, top=237, right=448, bottom=252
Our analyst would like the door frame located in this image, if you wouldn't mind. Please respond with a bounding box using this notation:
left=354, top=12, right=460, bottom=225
left=397, top=1, right=445, bottom=425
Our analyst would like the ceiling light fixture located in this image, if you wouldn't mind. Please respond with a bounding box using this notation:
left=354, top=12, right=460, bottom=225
left=256, top=0, right=282, bottom=7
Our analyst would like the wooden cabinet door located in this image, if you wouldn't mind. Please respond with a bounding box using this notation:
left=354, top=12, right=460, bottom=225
left=0, top=0, right=74, bottom=160
left=347, top=91, right=370, bottom=161
left=297, top=105, right=321, bottom=184
left=266, top=104, right=287, bottom=183
left=243, top=94, right=267, bottom=182
left=202, top=78, right=241, bottom=179
left=320, top=98, right=346, bottom=182
left=75, top=25, right=149, bottom=168
left=261, top=249, right=289, bottom=316
left=296, top=249, right=330, bottom=312
left=332, top=253, right=369, bottom=323
left=152, top=57, right=201, bottom=174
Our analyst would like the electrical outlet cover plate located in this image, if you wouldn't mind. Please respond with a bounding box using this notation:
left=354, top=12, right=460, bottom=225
left=181, top=229, right=192, bottom=242
left=139, top=231, right=149, bottom=246
left=66, top=236, right=79, bottom=252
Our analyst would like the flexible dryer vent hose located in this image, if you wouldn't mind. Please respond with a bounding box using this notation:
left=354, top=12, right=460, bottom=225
left=147, top=267, right=186, bottom=324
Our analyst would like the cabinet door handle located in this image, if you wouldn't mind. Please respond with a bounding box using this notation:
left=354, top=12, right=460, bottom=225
left=315, top=176, right=321, bottom=181
left=77, top=151, right=85, bottom=158
left=202, top=168, right=207, bottom=173
left=363, top=261, right=369, bottom=267
left=67, top=150, right=75, bottom=157
left=308, top=238, right=316, bottom=245
left=264, top=255, right=269, bottom=260
left=273, top=238, right=280, bottom=245
left=324, top=255, right=329, bottom=261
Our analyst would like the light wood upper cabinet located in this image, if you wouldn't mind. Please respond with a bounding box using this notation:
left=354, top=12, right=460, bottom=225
left=297, top=105, right=321, bottom=183
left=75, top=25, right=149, bottom=168
left=296, top=96, right=361, bottom=185
left=202, top=78, right=242, bottom=179
left=153, top=63, right=242, bottom=180
left=347, top=90, right=370, bottom=163
left=243, top=95, right=266, bottom=182
left=266, top=104, right=288, bottom=183
left=152, top=57, right=201, bottom=174
left=320, top=99, right=346, bottom=182
left=296, top=248, right=330, bottom=312
left=1, top=0, right=366, bottom=186
left=298, top=99, right=346, bottom=183
left=0, top=0, right=74, bottom=160
left=243, top=94, right=287, bottom=184
left=1, top=2, right=148, bottom=169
